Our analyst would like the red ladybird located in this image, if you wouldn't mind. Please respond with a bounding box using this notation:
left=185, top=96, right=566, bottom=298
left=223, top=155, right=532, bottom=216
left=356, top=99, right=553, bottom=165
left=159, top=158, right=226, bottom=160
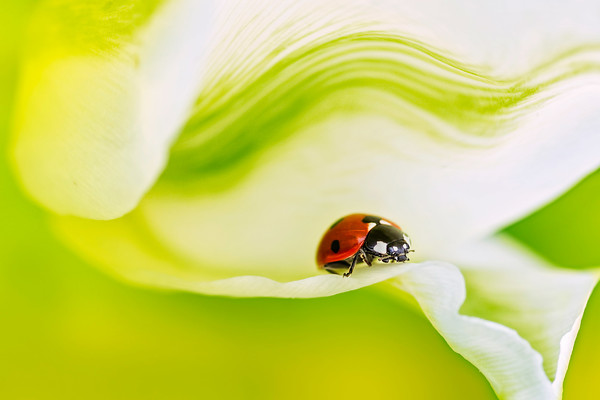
left=316, top=214, right=412, bottom=277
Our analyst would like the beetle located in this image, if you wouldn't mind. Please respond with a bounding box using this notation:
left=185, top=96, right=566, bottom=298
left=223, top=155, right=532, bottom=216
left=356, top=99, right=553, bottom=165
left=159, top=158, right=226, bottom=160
left=316, top=213, right=412, bottom=277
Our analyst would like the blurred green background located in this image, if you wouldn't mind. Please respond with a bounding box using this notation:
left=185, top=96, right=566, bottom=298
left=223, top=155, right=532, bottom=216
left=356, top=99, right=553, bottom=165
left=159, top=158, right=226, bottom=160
left=2, top=2, right=599, bottom=399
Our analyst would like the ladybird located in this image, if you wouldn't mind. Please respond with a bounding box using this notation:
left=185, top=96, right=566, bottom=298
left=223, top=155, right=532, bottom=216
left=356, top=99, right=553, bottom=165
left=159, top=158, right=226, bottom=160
left=316, top=214, right=412, bottom=277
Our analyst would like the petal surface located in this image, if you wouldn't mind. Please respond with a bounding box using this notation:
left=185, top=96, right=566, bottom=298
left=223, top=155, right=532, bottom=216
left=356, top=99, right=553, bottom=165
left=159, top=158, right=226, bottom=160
left=54, top=212, right=437, bottom=296
left=433, top=235, right=599, bottom=399
left=158, top=0, right=600, bottom=263
left=391, top=264, right=556, bottom=400
left=12, top=0, right=216, bottom=219
left=12, top=0, right=600, bottom=227
left=141, top=95, right=600, bottom=279
left=55, top=213, right=598, bottom=400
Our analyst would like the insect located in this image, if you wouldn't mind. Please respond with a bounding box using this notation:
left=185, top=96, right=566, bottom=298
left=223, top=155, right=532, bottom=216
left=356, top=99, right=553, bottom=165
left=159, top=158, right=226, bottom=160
left=316, top=214, right=412, bottom=277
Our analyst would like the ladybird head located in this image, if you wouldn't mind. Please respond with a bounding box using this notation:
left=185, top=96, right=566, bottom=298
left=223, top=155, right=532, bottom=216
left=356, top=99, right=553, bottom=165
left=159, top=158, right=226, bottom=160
left=385, top=239, right=411, bottom=261
left=383, top=232, right=412, bottom=262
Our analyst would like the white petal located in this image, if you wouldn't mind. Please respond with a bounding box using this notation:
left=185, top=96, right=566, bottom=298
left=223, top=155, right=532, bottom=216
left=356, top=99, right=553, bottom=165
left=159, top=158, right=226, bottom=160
left=151, top=0, right=600, bottom=267
left=55, top=212, right=597, bottom=399
left=12, top=0, right=216, bottom=219
left=140, top=92, right=600, bottom=277
left=435, top=235, right=600, bottom=398
left=14, top=0, right=600, bottom=241
left=376, top=0, right=600, bottom=74
left=390, top=263, right=557, bottom=400
left=53, top=212, right=431, bottom=295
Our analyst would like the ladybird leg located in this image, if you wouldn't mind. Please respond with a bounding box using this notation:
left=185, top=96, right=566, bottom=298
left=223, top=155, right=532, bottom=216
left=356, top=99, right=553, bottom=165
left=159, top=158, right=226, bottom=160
left=343, top=253, right=360, bottom=278
left=359, top=249, right=372, bottom=267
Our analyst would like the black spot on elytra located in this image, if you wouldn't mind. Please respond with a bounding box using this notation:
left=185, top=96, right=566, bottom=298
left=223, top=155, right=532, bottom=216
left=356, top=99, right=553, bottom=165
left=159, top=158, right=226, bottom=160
left=330, top=240, right=340, bottom=253
left=361, top=215, right=381, bottom=224
left=329, top=217, right=344, bottom=230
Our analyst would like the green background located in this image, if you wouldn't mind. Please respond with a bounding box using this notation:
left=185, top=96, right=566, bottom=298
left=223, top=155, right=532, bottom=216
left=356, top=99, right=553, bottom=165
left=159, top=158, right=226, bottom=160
left=2, top=2, right=599, bottom=399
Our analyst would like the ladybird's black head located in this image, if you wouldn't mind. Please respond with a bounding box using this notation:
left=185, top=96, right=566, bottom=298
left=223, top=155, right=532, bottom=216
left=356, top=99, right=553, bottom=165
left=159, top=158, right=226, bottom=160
left=386, top=240, right=411, bottom=262
left=363, top=224, right=413, bottom=263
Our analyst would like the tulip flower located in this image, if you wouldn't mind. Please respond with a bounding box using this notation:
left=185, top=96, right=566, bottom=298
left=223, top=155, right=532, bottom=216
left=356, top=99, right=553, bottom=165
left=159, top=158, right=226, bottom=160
left=11, top=1, right=600, bottom=399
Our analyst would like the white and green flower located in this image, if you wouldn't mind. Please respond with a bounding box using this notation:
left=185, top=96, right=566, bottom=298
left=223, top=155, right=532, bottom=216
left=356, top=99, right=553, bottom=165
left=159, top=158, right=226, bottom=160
left=11, top=1, right=600, bottom=399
